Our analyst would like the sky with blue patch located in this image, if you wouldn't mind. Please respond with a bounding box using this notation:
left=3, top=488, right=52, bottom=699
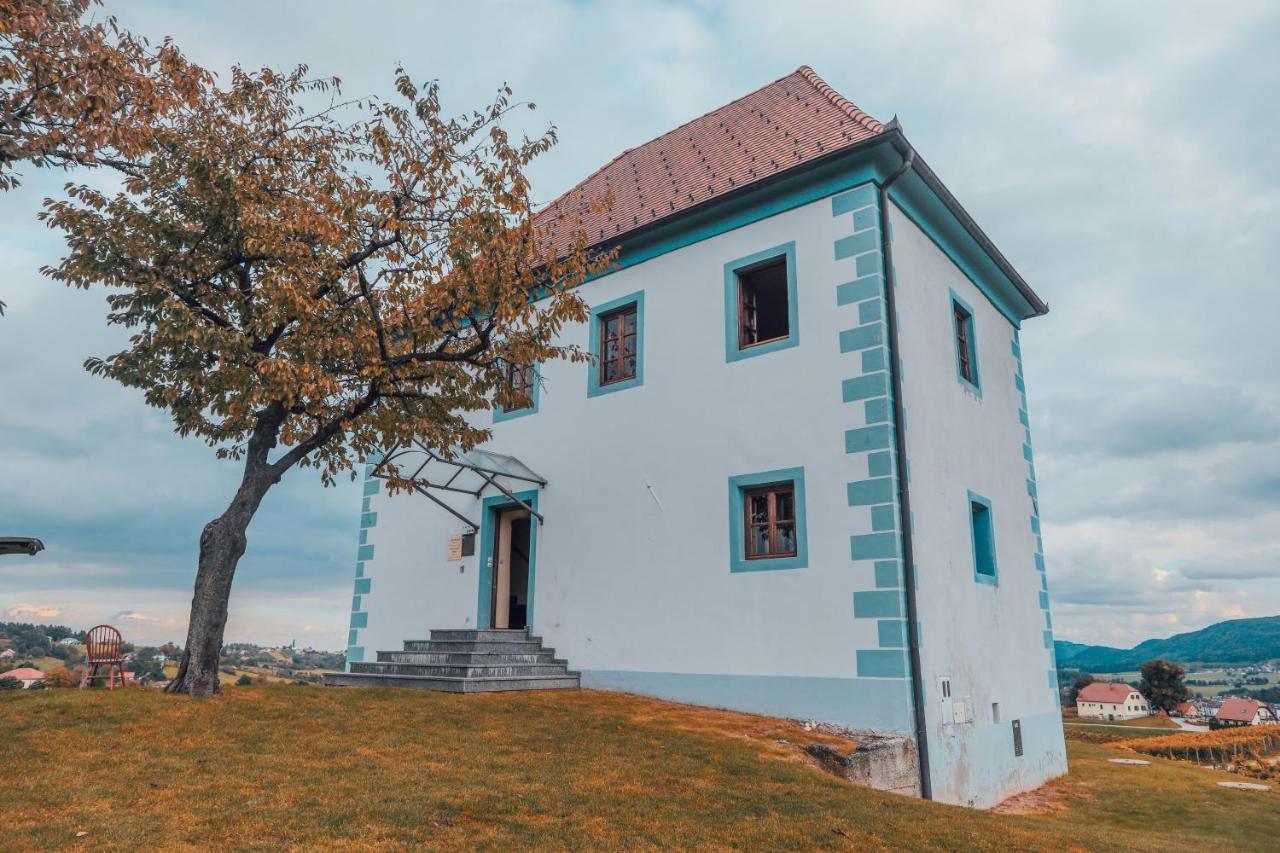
left=2, top=1, right=1277, bottom=649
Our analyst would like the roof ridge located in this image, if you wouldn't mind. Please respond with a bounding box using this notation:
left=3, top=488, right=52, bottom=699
left=794, top=65, right=884, bottom=136
left=536, top=66, right=881, bottom=220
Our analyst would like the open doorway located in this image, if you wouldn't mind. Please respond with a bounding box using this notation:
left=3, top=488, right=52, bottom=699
left=491, top=508, right=532, bottom=630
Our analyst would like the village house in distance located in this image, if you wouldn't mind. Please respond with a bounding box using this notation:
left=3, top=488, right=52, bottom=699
left=1075, top=682, right=1151, bottom=721
left=325, top=67, right=1064, bottom=808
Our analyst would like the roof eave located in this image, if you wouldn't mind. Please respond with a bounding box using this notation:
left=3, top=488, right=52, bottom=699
left=882, top=129, right=1049, bottom=318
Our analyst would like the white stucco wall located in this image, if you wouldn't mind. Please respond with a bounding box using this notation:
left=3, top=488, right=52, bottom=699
left=356, top=184, right=915, bottom=734
left=888, top=202, right=1066, bottom=806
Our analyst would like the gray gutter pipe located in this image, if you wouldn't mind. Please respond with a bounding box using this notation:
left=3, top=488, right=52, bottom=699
left=878, top=130, right=933, bottom=800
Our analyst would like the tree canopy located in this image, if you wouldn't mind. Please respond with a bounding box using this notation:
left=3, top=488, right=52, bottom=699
left=1139, top=659, right=1190, bottom=712
left=11, top=0, right=613, bottom=695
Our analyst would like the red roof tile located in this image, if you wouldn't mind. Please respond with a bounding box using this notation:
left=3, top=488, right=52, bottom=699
left=1216, top=697, right=1268, bottom=723
left=0, top=667, right=44, bottom=680
left=1077, top=682, right=1138, bottom=704
left=536, top=66, right=884, bottom=256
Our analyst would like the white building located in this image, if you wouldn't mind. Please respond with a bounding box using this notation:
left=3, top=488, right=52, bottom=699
left=1076, top=682, right=1150, bottom=720
left=0, top=667, right=45, bottom=689
left=333, top=66, right=1065, bottom=808
left=1216, top=697, right=1279, bottom=727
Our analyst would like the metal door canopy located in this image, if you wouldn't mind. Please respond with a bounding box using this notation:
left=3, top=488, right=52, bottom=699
left=371, top=440, right=545, bottom=531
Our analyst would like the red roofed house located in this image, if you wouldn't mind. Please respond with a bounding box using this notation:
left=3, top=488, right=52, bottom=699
left=1171, top=700, right=1202, bottom=721
left=0, top=667, right=46, bottom=689
left=1076, top=682, right=1150, bottom=721
left=332, top=66, right=1064, bottom=808
left=1215, top=697, right=1278, bottom=727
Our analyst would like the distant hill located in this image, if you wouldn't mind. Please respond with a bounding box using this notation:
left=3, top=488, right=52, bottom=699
left=1055, top=615, right=1280, bottom=672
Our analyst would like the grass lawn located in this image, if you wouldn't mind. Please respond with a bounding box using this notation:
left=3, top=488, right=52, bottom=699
left=2, top=687, right=1276, bottom=850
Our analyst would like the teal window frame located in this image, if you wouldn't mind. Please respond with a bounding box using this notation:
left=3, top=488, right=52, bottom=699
left=475, top=489, right=540, bottom=628
left=493, top=362, right=540, bottom=422
left=950, top=289, right=981, bottom=396
left=587, top=290, right=645, bottom=397
left=724, top=242, right=799, bottom=362
left=968, top=490, right=998, bottom=586
left=727, top=466, right=808, bottom=572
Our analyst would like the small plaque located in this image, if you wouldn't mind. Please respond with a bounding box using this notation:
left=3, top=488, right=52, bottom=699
left=446, top=536, right=463, bottom=561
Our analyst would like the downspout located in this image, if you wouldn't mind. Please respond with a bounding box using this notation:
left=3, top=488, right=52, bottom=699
left=877, top=130, right=932, bottom=800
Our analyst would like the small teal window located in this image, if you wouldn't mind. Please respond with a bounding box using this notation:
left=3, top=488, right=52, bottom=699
left=968, top=490, right=997, bottom=585
left=950, top=290, right=980, bottom=395
left=724, top=242, right=799, bottom=362
left=727, top=467, right=808, bottom=572
left=588, top=291, right=644, bottom=397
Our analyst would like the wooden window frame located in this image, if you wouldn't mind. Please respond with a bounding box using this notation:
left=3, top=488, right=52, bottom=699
left=503, top=360, right=535, bottom=409
left=737, top=258, right=790, bottom=350
left=953, top=301, right=974, bottom=384
left=597, top=302, right=638, bottom=387
left=743, top=482, right=798, bottom=560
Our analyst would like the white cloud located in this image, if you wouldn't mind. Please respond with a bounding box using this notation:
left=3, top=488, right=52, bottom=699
left=1, top=0, right=1277, bottom=650
left=7, top=603, right=64, bottom=620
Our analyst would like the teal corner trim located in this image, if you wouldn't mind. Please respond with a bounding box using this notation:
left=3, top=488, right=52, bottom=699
left=723, top=242, right=799, bottom=363
left=967, top=489, right=998, bottom=586
left=347, top=461, right=379, bottom=671
left=475, top=489, right=540, bottom=628
left=949, top=288, right=982, bottom=397
left=1013, top=330, right=1057, bottom=696
left=726, top=466, right=808, bottom=573
left=587, top=290, right=645, bottom=397
left=493, top=362, right=541, bottom=422
left=857, top=649, right=907, bottom=679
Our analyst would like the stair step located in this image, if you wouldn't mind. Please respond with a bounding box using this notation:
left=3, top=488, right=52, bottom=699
left=403, top=639, right=549, bottom=654
left=377, top=651, right=559, bottom=665
left=352, top=662, right=569, bottom=678
left=326, top=627, right=578, bottom=694
left=428, top=628, right=537, bottom=643
left=322, top=671, right=581, bottom=693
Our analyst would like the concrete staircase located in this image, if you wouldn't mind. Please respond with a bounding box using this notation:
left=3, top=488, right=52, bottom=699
left=322, top=628, right=579, bottom=692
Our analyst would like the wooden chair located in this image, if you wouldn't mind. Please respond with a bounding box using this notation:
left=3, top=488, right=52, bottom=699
left=79, top=624, right=126, bottom=689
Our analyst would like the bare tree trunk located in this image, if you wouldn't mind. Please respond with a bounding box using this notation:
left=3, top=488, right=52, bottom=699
left=166, top=416, right=281, bottom=697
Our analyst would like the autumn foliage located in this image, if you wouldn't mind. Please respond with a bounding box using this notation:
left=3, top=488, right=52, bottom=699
left=1115, top=725, right=1280, bottom=769
left=0, top=0, right=206, bottom=189
left=10, top=0, right=614, bottom=695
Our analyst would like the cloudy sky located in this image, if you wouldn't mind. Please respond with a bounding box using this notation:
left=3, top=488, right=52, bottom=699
left=2, top=1, right=1277, bottom=649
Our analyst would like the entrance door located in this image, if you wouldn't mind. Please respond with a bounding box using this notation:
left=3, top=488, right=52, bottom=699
left=490, top=508, right=532, bottom=629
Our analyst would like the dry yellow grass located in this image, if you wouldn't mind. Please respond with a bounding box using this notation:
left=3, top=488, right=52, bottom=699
left=1, top=687, right=1276, bottom=850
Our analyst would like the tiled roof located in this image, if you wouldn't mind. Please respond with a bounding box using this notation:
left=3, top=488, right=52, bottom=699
left=1216, top=697, right=1265, bottom=723
left=1077, top=682, right=1138, bottom=704
left=536, top=66, right=884, bottom=256
left=0, top=667, right=44, bottom=680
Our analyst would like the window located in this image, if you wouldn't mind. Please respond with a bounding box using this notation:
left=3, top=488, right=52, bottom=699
left=950, top=290, right=981, bottom=393
left=598, top=304, right=638, bottom=386
left=727, top=467, right=808, bottom=572
left=493, top=359, right=538, bottom=422
left=743, top=483, right=797, bottom=559
left=738, top=259, right=789, bottom=348
left=724, top=242, right=798, bottom=362
left=587, top=291, right=645, bottom=397
left=504, top=361, right=535, bottom=408
left=968, top=491, right=998, bottom=585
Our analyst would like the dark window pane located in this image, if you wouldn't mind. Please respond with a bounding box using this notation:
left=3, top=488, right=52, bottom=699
left=775, top=492, right=794, bottom=521
left=738, top=259, right=789, bottom=348
left=776, top=524, right=796, bottom=554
